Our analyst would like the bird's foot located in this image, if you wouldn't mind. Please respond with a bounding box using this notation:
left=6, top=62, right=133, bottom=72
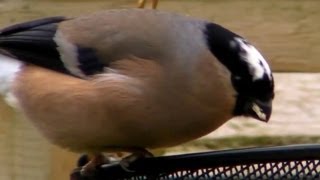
left=78, top=153, right=111, bottom=177
left=119, top=148, right=154, bottom=172
left=76, top=149, right=153, bottom=176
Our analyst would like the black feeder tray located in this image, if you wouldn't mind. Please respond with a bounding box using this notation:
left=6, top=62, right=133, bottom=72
left=71, top=144, right=320, bottom=180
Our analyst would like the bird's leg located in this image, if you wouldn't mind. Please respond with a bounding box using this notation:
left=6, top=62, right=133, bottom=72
left=79, top=153, right=109, bottom=176
left=152, top=0, right=159, bottom=9
left=120, top=148, right=154, bottom=172
left=137, top=0, right=146, bottom=8
left=137, top=0, right=158, bottom=9
left=77, top=154, right=90, bottom=167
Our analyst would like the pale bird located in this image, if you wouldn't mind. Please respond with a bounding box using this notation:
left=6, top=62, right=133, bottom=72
left=0, top=9, right=274, bottom=174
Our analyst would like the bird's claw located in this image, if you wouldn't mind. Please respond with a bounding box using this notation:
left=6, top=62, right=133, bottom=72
left=119, top=149, right=154, bottom=172
left=78, top=154, right=111, bottom=177
left=76, top=149, right=153, bottom=176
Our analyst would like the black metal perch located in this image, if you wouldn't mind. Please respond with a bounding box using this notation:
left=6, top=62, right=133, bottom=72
left=71, top=144, right=320, bottom=180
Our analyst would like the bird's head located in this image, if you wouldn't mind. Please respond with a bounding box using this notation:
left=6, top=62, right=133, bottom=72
left=204, top=23, right=274, bottom=122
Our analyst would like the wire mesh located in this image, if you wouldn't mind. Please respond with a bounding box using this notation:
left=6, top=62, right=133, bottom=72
left=71, top=144, right=320, bottom=180
left=120, top=160, right=320, bottom=179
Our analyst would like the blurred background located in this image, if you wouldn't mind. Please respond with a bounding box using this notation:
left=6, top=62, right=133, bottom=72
left=0, top=0, right=319, bottom=179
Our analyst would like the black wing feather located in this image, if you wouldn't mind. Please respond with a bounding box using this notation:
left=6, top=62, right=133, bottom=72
left=0, top=16, right=70, bottom=74
left=0, top=16, right=66, bottom=35
left=0, top=16, right=105, bottom=76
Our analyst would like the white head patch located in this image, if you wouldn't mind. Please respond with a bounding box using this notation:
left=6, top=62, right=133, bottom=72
left=233, top=37, right=272, bottom=81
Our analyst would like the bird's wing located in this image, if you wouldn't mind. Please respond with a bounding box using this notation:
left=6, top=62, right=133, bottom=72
left=0, top=17, right=74, bottom=74
left=0, top=10, right=176, bottom=78
left=0, top=16, right=108, bottom=78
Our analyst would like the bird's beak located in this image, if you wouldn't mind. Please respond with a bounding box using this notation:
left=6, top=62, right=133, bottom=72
left=248, top=99, right=272, bottom=122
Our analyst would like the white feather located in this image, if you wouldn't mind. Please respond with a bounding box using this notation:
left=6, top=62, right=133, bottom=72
left=54, top=31, right=85, bottom=78
left=0, top=54, right=22, bottom=107
left=234, top=37, right=272, bottom=81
